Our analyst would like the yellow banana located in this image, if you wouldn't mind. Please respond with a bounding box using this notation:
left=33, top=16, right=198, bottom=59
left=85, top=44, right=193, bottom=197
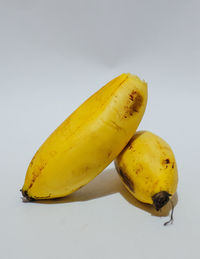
left=21, top=73, right=147, bottom=200
left=115, top=131, right=178, bottom=213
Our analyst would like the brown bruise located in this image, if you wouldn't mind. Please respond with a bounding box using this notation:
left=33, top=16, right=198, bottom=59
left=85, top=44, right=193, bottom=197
left=124, top=91, right=143, bottom=118
left=118, top=168, right=134, bottom=192
left=128, top=91, right=143, bottom=114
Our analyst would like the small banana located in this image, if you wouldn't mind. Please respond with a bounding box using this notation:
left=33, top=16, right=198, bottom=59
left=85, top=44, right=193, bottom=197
left=115, top=131, right=178, bottom=225
left=21, top=73, right=147, bottom=200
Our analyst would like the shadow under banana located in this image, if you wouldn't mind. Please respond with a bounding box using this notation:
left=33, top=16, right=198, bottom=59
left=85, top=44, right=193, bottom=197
left=34, top=168, right=178, bottom=218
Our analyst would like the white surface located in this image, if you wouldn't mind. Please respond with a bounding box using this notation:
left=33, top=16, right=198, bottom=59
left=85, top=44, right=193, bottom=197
left=1, top=1, right=200, bottom=259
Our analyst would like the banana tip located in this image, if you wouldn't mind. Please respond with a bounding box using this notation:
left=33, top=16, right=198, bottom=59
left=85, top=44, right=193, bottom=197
left=20, top=189, right=35, bottom=202
left=152, top=191, right=171, bottom=211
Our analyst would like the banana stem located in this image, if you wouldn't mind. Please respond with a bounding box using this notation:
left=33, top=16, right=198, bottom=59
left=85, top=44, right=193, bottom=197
left=164, top=199, right=174, bottom=226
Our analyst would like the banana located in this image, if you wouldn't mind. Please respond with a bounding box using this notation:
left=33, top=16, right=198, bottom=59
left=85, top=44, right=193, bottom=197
left=115, top=131, right=178, bottom=220
left=21, top=73, right=147, bottom=200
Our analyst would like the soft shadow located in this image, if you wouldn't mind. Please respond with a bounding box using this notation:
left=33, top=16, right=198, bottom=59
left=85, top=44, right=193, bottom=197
left=35, top=168, right=178, bottom=217
left=120, top=183, right=178, bottom=217
left=36, top=168, right=119, bottom=204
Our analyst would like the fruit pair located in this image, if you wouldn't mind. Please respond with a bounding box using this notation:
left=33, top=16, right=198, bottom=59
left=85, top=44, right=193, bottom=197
left=21, top=73, right=178, bottom=223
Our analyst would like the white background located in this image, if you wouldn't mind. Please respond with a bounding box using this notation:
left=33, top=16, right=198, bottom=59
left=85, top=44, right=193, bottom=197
left=1, top=1, right=200, bottom=258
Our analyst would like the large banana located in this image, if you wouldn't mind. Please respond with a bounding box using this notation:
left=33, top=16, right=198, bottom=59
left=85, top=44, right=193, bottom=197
left=115, top=131, right=178, bottom=224
left=21, top=73, right=147, bottom=200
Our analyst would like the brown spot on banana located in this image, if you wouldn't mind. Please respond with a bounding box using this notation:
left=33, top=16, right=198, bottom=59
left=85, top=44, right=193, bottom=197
left=124, top=91, right=143, bottom=118
left=28, top=163, right=46, bottom=189
left=163, top=158, right=170, bottom=164
left=100, top=119, right=124, bottom=132
left=162, top=158, right=171, bottom=169
left=107, top=150, right=112, bottom=158
left=118, top=168, right=134, bottom=192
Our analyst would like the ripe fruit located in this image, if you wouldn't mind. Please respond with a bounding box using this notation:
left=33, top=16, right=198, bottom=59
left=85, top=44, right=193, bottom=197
left=115, top=131, right=178, bottom=225
left=21, top=73, right=147, bottom=200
